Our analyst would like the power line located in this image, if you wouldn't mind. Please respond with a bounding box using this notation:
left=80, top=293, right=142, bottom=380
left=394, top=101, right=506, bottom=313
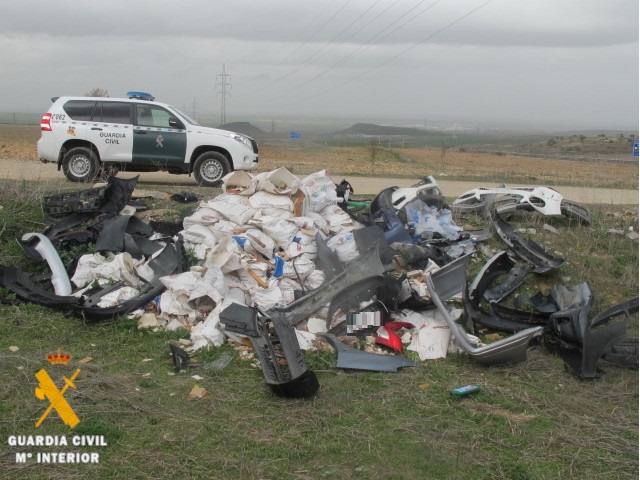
left=271, top=0, right=493, bottom=109
left=263, top=0, right=386, bottom=86
left=274, top=0, right=355, bottom=68
left=263, top=0, right=440, bottom=103
left=216, top=64, right=231, bottom=125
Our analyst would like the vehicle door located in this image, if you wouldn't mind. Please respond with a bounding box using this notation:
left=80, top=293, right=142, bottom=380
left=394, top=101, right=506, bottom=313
left=88, top=102, right=134, bottom=163
left=59, top=99, right=95, bottom=149
left=132, top=104, right=187, bottom=168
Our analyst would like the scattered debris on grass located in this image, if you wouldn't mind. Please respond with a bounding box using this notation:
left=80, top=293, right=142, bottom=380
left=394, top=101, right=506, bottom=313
left=0, top=169, right=637, bottom=399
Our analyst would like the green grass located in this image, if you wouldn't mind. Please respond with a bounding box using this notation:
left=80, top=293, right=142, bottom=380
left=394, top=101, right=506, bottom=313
left=0, top=182, right=637, bottom=479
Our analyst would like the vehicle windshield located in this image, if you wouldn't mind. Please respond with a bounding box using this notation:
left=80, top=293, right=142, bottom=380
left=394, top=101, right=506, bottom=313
left=170, top=107, right=200, bottom=126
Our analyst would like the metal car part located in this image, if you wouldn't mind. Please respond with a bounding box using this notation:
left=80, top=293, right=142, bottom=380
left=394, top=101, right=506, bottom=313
left=548, top=289, right=638, bottom=378
left=320, top=333, right=416, bottom=372
left=426, top=254, right=543, bottom=365
left=465, top=251, right=549, bottom=333
left=0, top=241, right=184, bottom=320
left=20, top=233, right=72, bottom=296
left=220, top=246, right=387, bottom=397
left=452, top=186, right=591, bottom=225
left=220, top=302, right=319, bottom=398
left=483, top=262, right=531, bottom=304
left=369, top=187, right=414, bottom=244
left=453, top=186, right=563, bottom=216
left=490, top=209, right=564, bottom=273
left=390, top=176, right=441, bottom=210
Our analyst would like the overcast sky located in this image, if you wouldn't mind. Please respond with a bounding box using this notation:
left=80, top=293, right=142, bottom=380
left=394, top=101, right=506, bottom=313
left=1, top=0, right=638, bottom=130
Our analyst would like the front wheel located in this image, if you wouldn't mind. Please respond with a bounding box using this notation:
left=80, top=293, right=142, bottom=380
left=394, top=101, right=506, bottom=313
left=62, top=147, right=100, bottom=182
left=192, top=152, right=230, bottom=187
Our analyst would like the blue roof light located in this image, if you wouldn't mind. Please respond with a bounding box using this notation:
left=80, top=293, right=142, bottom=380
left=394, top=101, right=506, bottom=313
left=127, top=91, right=155, bottom=101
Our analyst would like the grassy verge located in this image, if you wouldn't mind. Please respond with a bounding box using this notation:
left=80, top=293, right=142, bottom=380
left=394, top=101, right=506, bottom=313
left=0, top=181, right=637, bottom=480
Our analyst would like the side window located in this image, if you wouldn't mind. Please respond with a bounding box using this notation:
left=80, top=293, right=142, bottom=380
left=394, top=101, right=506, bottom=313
left=98, top=102, right=132, bottom=124
left=136, top=104, right=182, bottom=128
left=62, top=100, right=95, bottom=121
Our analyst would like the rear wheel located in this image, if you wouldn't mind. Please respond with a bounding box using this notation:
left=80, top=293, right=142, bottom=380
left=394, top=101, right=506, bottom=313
left=62, top=147, right=100, bottom=182
left=192, top=151, right=230, bottom=187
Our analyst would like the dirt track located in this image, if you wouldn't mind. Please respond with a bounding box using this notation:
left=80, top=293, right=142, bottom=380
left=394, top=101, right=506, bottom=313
left=0, top=157, right=637, bottom=204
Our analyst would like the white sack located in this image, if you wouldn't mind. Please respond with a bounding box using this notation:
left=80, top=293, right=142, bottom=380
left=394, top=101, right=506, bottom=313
left=71, top=252, right=143, bottom=288
left=206, top=195, right=256, bottom=225
left=96, top=286, right=140, bottom=308
left=248, top=191, right=293, bottom=212
left=245, top=228, right=276, bottom=259
left=183, top=207, right=222, bottom=229
left=207, top=236, right=242, bottom=272
left=222, top=170, right=256, bottom=196
left=327, top=231, right=359, bottom=263
left=254, top=167, right=300, bottom=195
left=300, top=170, right=338, bottom=213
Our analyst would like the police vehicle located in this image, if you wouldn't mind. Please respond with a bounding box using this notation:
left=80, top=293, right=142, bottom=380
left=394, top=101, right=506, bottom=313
left=37, top=92, right=259, bottom=186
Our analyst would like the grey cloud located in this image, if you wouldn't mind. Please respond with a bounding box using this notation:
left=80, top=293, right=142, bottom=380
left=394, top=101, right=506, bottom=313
left=0, top=0, right=637, bottom=130
left=1, top=0, right=637, bottom=48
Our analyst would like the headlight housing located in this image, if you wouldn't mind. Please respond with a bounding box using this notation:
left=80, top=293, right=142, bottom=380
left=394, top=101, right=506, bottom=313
left=232, top=134, right=251, bottom=149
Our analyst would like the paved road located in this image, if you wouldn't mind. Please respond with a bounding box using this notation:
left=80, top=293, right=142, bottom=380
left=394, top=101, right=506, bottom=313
left=0, top=158, right=637, bottom=205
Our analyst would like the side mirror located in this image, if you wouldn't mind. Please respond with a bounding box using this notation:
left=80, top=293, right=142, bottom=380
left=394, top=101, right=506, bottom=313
left=169, top=117, right=182, bottom=129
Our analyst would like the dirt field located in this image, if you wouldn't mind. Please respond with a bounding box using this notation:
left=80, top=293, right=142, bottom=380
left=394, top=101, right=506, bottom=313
left=0, top=124, right=638, bottom=196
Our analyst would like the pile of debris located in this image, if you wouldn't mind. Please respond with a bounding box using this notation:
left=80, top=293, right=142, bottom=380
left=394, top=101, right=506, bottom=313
left=0, top=169, right=637, bottom=398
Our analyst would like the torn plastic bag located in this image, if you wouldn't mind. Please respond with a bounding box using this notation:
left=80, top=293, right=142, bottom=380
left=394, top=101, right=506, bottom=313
left=426, top=254, right=543, bottom=365
left=404, top=199, right=462, bottom=241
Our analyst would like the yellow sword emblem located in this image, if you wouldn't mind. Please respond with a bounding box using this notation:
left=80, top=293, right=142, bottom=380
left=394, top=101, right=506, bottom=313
left=34, top=368, right=81, bottom=429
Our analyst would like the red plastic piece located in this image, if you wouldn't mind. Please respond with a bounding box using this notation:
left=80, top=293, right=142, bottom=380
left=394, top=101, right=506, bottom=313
left=375, top=321, right=415, bottom=353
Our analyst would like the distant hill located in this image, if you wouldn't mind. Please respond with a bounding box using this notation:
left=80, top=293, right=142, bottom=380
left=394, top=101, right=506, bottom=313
left=336, top=123, right=428, bottom=136
left=218, top=122, right=265, bottom=138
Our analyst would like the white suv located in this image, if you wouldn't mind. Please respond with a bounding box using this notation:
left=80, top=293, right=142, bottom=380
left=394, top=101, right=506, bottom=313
left=37, top=92, right=259, bottom=186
